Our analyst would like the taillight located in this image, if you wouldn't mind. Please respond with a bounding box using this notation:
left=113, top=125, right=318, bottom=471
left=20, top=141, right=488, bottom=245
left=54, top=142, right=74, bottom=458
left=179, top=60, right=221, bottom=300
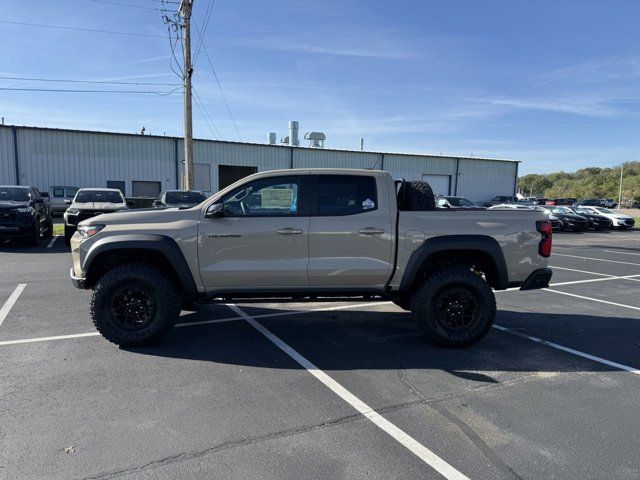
left=536, top=220, right=552, bottom=257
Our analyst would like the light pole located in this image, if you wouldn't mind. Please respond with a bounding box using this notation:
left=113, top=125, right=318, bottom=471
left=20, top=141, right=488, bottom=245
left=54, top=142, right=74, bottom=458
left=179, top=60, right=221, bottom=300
left=617, top=162, right=624, bottom=209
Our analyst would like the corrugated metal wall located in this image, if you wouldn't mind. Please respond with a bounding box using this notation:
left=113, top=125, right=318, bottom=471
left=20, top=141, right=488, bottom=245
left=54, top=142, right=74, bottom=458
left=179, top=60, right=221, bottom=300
left=178, top=140, right=291, bottom=191
left=456, top=158, right=518, bottom=202
left=0, top=127, right=17, bottom=184
left=0, top=126, right=518, bottom=201
left=384, top=154, right=457, bottom=181
left=292, top=148, right=380, bottom=170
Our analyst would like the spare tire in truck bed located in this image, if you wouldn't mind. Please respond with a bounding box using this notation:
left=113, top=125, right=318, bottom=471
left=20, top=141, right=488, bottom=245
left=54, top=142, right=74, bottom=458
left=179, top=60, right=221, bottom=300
left=398, top=181, right=436, bottom=211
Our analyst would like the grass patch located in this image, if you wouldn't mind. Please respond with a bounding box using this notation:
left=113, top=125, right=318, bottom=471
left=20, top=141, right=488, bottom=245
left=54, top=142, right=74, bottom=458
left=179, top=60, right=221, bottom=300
left=53, top=224, right=65, bottom=236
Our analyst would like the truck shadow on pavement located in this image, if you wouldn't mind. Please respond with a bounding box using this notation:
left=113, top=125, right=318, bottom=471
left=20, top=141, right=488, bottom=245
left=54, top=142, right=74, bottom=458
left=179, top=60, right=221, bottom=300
left=124, top=307, right=638, bottom=380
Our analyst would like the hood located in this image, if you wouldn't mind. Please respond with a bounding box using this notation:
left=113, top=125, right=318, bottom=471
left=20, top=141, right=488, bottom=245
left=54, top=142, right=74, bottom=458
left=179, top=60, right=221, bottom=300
left=0, top=201, right=29, bottom=209
left=557, top=213, right=587, bottom=221
left=71, top=201, right=128, bottom=210
left=78, top=206, right=199, bottom=226
left=614, top=214, right=632, bottom=220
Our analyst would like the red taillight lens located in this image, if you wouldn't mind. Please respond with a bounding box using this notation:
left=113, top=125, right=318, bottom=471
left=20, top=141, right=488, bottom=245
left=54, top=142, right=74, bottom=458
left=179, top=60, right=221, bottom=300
left=536, top=220, right=552, bottom=257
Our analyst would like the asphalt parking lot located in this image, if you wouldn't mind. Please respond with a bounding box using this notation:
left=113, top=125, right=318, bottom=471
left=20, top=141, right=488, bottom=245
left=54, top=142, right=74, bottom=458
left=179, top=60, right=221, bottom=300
left=1, top=230, right=640, bottom=480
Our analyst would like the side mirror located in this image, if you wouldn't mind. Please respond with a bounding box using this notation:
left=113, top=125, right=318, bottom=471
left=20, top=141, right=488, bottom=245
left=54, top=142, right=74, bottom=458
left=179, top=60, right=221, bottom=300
left=64, top=199, right=72, bottom=204
left=205, top=203, right=225, bottom=218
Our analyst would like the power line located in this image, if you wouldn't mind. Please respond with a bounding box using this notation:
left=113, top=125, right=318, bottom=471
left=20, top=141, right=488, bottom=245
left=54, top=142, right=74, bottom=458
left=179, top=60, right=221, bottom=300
left=193, top=22, right=243, bottom=141
left=192, top=0, right=214, bottom=65
left=0, top=86, right=183, bottom=95
left=88, top=0, right=163, bottom=10
left=0, top=19, right=166, bottom=38
left=193, top=86, right=223, bottom=139
left=0, top=75, right=180, bottom=86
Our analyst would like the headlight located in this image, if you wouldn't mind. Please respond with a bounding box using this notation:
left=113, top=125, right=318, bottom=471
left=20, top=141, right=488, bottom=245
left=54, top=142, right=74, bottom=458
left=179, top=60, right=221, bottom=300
left=66, top=208, right=79, bottom=214
left=15, top=207, right=34, bottom=214
left=77, top=224, right=105, bottom=239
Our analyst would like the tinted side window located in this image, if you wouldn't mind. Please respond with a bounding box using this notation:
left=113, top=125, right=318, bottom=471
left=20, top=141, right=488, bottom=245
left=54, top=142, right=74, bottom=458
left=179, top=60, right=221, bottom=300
left=222, top=176, right=299, bottom=217
left=317, top=175, right=377, bottom=216
left=53, top=188, right=64, bottom=197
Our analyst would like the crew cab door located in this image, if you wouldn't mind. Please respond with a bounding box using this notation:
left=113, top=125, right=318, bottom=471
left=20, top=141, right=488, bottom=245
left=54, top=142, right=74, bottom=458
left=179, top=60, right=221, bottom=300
left=198, top=174, right=310, bottom=290
left=307, top=174, right=394, bottom=288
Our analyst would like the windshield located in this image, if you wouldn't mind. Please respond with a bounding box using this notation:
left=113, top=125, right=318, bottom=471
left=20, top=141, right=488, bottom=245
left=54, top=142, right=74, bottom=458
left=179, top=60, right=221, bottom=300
left=0, top=187, right=30, bottom=202
left=492, top=196, right=507, bottom=201
left=552, top=207, right=573, bottom=214
left=572, top=208, right=590, bottom=215
left=447, top=197, right=474, bottom=207
left=595, top=207, right=613, bottom=214
left=165, top=191, right=207, bottom=204
left=74, top=190, right=124, bottom=203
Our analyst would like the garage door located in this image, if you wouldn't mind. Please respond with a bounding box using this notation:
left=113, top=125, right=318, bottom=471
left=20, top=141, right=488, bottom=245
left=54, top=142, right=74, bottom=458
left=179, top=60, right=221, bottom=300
left=422, top=174, right=451, bottom=195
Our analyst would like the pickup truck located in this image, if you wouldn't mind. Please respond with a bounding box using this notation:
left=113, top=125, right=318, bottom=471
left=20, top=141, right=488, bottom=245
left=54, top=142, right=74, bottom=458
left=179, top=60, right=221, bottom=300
left=69, top=169, right=552, bottom=348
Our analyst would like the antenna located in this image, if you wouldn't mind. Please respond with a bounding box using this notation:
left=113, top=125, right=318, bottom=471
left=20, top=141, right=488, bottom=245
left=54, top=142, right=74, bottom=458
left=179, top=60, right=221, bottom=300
left=368, top=153, right=383, bottom=170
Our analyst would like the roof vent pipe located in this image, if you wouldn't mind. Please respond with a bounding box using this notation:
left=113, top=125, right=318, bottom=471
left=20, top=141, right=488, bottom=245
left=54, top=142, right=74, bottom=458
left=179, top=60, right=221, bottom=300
left=268, top=132, right=276, bottom=145
left=289, top=121, right=299, bottom=146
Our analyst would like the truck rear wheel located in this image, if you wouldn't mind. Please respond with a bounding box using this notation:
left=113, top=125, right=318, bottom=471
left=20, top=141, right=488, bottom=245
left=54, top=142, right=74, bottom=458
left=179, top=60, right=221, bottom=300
left=411, top=266, right=496, bottom=348
left=90, top=263, right=181, bottom=347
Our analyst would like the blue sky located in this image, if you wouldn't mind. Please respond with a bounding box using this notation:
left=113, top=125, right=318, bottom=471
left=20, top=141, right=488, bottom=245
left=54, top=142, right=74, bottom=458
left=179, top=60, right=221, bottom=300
left=1, top=0, right=639, bottom=174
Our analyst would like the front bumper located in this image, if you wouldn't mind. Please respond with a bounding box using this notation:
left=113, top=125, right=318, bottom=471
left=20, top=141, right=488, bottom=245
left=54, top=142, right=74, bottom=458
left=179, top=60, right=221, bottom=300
left=70, top=267, right=86, bottom=289
left=520, top=268, right=553, bottom=290
left=0, top=223, right=35, bottom=239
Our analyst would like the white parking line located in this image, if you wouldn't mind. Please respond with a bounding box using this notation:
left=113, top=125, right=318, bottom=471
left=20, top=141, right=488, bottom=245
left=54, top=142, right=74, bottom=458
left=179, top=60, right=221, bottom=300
left=0, top=301, right=392, bottom=347
left=550, top=266, right=615, bottom=277
left=603, top=250, right=640, bottom=257
left=0, top=284, right=27, bottom=329
left=493, top=325, right=640, bottom=376
left=553, top=253, right=640, bottom=266
left=228, top=303, right=470, bottom=480
left=46, top=236, right=59, bottom=248
left=543, top=289, right=640, bottom=312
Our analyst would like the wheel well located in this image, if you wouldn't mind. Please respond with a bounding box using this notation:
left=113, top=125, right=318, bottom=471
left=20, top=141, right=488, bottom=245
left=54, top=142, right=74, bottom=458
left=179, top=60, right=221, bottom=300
left=409, top=249, right=500, bottom=290
left=85, top=249, right=184, bottom=292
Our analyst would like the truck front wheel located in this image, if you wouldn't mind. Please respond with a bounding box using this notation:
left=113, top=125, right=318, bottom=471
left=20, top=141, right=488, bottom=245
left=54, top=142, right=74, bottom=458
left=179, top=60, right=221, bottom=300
left=411, top=266, right=496, bottom=348
left=90, top=263, right=181, bottom=346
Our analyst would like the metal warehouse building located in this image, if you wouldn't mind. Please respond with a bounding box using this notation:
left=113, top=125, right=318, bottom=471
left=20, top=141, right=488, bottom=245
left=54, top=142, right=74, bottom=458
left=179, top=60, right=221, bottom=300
left=0, top=125, right=518, bottom=201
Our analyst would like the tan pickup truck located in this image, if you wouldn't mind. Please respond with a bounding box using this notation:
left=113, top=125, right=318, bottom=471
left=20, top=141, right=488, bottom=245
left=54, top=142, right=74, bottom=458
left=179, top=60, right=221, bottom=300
left=70, top=169, right=552, bottom=348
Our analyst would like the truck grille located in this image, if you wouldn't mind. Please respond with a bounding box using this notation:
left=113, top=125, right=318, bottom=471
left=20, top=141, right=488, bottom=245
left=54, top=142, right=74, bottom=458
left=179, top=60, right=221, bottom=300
left=0, top=209, right=17, bottom=224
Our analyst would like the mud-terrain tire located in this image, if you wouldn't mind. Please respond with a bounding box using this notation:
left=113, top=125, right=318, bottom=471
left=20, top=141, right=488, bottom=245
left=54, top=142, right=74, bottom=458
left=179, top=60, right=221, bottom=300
left=411, top=266, right=496, bottom=348
left=43, top=217, right=54, bottom=239
left=64, top=225, right=75, bottom=245
left=90, top=263, right=181, bottom=347
left=398, top=181, right=436, bottom=211
left=26, top=221, right=40, bottom=247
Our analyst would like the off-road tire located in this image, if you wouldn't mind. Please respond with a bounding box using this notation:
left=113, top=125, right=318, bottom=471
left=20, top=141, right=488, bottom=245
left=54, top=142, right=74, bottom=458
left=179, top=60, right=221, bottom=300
left=411, top=266, right=496, bottom=348
left=43, top=217, right=54, bottom=239
left=398, top=181, right=436, bottom=211
left=90, top=263, right=181, bottom=347
left=26, top=221, right=40, bottom=247
left=64, top=225, right=75, bottom=245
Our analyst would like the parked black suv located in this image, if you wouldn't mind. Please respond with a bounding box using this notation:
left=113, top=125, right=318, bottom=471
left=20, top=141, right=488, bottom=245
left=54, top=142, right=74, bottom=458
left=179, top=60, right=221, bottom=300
left=0, top=185, right=53, bottom=246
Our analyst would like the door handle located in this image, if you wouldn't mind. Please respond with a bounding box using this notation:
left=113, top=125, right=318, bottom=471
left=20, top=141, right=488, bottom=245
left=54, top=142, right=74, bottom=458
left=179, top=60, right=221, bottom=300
left=358, top=227, right=385, bottom=235
left=277, top=227, right=304, bottom=235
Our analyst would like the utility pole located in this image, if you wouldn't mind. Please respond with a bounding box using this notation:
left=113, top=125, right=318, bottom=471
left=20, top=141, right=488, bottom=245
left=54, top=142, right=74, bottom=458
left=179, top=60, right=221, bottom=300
left=179, top=0, right=194, bottom=190
left=617, top=162, right=624, bottom=209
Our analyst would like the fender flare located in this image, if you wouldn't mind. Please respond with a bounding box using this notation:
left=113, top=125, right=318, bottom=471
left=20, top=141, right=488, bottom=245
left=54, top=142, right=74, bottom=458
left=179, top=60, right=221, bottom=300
left=82, top=234, right=198, bottom=295
left=399, top=235, right=508, bottom=291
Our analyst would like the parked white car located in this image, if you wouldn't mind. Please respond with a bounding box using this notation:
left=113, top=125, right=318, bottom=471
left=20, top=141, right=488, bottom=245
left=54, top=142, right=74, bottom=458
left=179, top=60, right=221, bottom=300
left=576, top=206, right=635, bottom=229
left=487, top=204, right=534, bottom=210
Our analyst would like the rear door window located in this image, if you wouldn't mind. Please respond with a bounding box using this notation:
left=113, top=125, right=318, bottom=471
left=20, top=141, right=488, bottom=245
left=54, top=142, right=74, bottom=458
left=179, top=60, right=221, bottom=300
left=53, top=188, right=64, bottom=197
left=317, top=175, right=377, bottom=216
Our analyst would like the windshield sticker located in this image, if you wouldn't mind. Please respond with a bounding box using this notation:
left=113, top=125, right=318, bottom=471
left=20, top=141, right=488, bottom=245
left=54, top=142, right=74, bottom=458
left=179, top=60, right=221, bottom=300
left=362, top=198, right=375, bottom=210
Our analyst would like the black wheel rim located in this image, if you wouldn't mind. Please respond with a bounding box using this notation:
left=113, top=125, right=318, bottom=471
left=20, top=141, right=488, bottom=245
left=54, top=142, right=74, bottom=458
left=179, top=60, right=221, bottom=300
left=433, top=287, right=478, bottom=331
left=108, top=285, right=157, bottom=330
